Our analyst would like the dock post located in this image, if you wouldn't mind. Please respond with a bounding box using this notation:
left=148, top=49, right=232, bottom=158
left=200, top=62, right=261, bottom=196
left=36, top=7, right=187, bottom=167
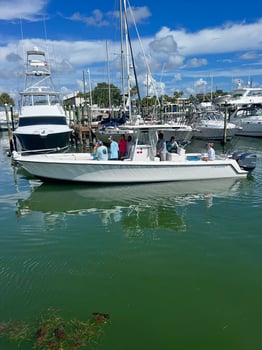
left=4, top=104, right=14, bottom=154
left=223, top=104, right=228, bottom=145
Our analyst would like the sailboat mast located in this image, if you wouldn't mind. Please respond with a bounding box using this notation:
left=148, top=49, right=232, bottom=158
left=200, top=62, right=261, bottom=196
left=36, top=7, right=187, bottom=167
left=123, top=0, right=132, bottom=118
left=123, top=5, right=142, bottom=118
left=106, top=40, right=112, bottom=112
left=119, top=0, right=126, bottom=112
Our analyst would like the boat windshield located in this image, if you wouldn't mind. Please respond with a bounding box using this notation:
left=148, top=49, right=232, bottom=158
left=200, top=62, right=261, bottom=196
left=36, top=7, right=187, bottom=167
left=232, top=89, right=262, bottom=98
left=232, top=89, right=245, bottom=98
left=18, top=116, right=68, bottom=127
left=22, top=93, right=60, bottom=106
left=246, top=90, right=262, bottom=96
left=201, top=112, right=224, bottom=121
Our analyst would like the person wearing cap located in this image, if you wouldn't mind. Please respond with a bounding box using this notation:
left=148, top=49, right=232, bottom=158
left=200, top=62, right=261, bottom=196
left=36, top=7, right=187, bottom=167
left=108, top=136, right=119, bottom=160
left=95, top=140, right=108, bottom=160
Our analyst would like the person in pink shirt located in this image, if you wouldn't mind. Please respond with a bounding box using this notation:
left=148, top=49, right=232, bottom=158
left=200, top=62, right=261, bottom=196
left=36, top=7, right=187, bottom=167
left=118, top=134, right=127, bottom=159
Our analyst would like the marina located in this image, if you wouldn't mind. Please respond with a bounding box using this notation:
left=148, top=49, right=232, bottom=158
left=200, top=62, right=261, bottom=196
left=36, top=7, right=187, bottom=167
left=1, top=130, right=262, bottom=349
left=1, top=0, right=262, bottom=348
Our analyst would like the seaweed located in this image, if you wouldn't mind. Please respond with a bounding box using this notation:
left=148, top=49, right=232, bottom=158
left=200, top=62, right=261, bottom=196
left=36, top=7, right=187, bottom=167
left=0, top=308, right=110, bottom=350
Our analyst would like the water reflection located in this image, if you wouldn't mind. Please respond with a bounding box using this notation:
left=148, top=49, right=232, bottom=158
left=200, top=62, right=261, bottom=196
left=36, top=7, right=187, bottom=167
left=16, top=178, right=250, bottom=232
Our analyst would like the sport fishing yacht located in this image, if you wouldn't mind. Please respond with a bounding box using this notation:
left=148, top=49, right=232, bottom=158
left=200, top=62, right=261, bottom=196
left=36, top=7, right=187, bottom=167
left=14, top=47, right=72, bottom=153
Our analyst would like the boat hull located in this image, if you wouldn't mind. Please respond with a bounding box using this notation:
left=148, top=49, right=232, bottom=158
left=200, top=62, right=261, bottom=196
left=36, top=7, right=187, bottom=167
left=14, top=130, right=72, bottom=152
left=192, top=127, right=236, bottom=140
left=234, top=121, right=262, bottom=137
left=230, top=106, right=262, bottom=137
left=192, top=121, right=238, bottom=140
left=13, top=152, right=248, bottom=183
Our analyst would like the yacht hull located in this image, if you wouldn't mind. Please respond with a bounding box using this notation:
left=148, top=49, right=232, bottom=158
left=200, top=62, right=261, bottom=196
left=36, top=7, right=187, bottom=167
left=14, top=129, right=72, bottom=152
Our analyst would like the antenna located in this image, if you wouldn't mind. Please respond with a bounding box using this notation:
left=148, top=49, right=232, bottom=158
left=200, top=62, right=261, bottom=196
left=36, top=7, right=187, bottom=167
left=42, top=16, right=50, bottom=64
left=20, top=18, right=26, bottom=61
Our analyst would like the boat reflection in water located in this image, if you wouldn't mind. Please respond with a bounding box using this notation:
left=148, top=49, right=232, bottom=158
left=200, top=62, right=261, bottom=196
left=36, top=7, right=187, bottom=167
left=16, top=178, right=250, bottom=234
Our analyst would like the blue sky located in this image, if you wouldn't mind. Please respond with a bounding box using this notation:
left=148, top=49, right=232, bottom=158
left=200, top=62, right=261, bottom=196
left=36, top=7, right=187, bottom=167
left=1, top=0, right=262, bottom=104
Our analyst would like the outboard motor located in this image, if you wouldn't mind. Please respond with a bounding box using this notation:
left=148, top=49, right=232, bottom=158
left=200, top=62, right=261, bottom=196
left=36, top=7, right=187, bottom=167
left=231, top=151, right=257, bottom=171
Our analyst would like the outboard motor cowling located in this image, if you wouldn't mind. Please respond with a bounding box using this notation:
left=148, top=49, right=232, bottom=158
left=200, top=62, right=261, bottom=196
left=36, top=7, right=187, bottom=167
left=231, top=151, right=257, bottom=171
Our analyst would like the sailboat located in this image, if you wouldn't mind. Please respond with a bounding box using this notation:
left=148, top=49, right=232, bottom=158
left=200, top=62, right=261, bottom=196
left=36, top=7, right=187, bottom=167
left=94, top=0, right=193, bottom=144
left=14, top=47, right=72, bottom=153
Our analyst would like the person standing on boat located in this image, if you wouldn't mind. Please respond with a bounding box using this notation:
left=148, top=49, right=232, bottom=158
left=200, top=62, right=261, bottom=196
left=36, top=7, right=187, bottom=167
left=118, top=134, right=127, bottom=159
left=108, top=136, right=119, bottom=160
left=156, top=132, right=166, bottom=161
left=126, top=135, right=134, bottom=159
left=95, top=140, right=108, bottom=160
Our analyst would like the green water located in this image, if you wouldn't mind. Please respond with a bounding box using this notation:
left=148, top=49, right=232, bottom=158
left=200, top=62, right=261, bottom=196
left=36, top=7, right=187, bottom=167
left=1, top=133, right=262, bottom=349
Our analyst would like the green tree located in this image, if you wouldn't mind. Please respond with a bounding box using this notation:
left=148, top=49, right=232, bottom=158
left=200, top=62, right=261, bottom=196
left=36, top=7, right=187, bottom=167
left=130, top=86, right=138, bottom=97
left=91, top=82, right=121, bottom=107
left=173, top=91, right=184, bottom=99
left=0, top=92, right=15, bottom=106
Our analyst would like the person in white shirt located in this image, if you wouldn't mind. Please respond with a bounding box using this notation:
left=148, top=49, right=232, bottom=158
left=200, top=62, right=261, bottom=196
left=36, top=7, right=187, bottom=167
left=201, top=143, right=216, bottom=161
left=207, top=143, right=216, bottom=160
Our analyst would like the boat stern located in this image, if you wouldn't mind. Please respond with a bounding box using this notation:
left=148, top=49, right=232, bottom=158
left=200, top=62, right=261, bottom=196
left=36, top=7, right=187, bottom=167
left=230, top=151, right=257, bottom=171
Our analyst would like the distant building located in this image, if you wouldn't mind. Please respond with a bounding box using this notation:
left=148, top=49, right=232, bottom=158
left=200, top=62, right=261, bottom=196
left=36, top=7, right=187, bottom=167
left=63, top=92, right=82, bottom=107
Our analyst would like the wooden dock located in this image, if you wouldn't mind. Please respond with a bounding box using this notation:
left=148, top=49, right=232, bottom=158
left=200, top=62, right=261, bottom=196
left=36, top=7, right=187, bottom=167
left=70, top=124, right=98, bottom=146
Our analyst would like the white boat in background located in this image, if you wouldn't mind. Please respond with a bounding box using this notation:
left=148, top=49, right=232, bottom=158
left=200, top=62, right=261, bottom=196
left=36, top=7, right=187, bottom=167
left=12, top=125, right=256, bottom=183
left=214, top=85, right=262, bottom=109
left=94, top=125, right=134, bottom=144
left=14, top=47, right=72, bottom=153
left=95, top=122, right=193, bottom=145
left=0, top=110, right=9, bottom=131
left=191, top=110, right=240, bottom=140
left=0, top=108, right=18, bottom=132
left=158, top=122, right=193, bottom=143
left=230, top=104, right=262, bottom=137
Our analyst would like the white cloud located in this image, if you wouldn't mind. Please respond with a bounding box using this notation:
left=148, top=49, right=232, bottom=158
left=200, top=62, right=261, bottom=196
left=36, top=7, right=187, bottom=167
left=240, top=52, right=262, bottom=60
left=70, top=10, right=110, bottom=27
left=155, top=20, right=262, bottom=56
left=0, top=0, right=48, bottom=20
left=186, top=58, right=208, bottom=68
left=150, top=35, right=177, bottom=54
left=69, top=5, right=151, bottom=28
left=195, top=78, right=208, bottom=87
left=126, top=6, right=151, bottom=24
left=167, top=55, right=185, bottom=69
left=2, top=13, right=262, bottom=98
